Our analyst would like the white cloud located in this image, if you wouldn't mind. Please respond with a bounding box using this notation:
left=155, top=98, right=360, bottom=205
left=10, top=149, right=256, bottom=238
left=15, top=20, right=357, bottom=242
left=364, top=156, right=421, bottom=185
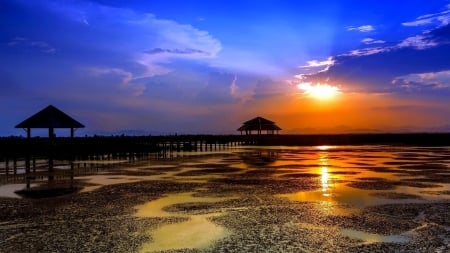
left=361, top=38, right=386, bottom=45
left=341, top=47, right=390, bottom=57
left=230, top=75, right=238, bottom=97
left=347, top=25, right=375, bottom=32
left=134, top=14, right=222, bottom=58
left=402, top=18, right=434, bottom=27
left=132, top=15, right=221, bottom=78
left=393, top=70, right=450, bottom=90
left=397, top=35, right=438, bottom=49
left=343, top=24, right=444, bottom=57
left=402, top=5, right=450, bottom=27
left=7, top=37, right=56, bottom=54
left=87, top=67, right=146, bottom=96
left=300, top=57, right=335, bottom=68
left=39, top=0, right=222, bottom=78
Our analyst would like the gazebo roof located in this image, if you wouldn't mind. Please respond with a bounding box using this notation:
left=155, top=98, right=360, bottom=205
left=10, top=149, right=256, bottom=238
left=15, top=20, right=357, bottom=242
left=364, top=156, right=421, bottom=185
left=15, top=105, right=85, bottom=129
left=237, top=116, right=282, bottom=131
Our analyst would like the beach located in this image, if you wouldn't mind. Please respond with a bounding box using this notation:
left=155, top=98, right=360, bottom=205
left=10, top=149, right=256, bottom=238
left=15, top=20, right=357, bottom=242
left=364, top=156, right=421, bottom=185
left=0, top=145, right=449, bottom=252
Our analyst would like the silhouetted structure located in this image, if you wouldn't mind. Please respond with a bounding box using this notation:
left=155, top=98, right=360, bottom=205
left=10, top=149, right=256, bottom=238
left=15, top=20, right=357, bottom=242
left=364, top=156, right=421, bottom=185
left=14, top=105, right=84, bottom=189
left=238, top=116, right=281, bottom=135
left=15, top=105, right=85, bottom=138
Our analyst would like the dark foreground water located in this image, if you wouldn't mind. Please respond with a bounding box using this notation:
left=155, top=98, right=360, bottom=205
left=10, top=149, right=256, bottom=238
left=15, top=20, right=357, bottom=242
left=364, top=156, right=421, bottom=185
left=1, top=145, right=449, bottom=252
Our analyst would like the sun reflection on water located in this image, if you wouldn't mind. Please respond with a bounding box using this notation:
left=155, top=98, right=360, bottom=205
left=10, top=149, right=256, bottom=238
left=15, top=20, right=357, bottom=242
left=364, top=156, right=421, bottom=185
left=319, top=151, right=332, bottom=197
left=321, top=166, right=330, bottom=197
left=316, top=145, right=334, bottom=151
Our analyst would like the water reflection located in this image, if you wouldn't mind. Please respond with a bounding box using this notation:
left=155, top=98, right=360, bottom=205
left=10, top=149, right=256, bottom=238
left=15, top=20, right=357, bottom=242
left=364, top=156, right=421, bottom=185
left=317, top=145, right=335, bottom=151
left=280, top=145, right=450, bottom=211
left=134, top=192, right=233, bottom=252
left=321, top=167, right=330, bottom=196
left=341, top=228, right=409, bottom=244
left=319, top=152, right=331, bottom=197
left=239, top=150, right=279, bottom=167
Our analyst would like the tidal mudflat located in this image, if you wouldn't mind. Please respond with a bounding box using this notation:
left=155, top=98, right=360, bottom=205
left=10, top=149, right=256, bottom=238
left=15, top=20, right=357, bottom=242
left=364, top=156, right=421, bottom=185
left=0, top=145, right=449, bottom=252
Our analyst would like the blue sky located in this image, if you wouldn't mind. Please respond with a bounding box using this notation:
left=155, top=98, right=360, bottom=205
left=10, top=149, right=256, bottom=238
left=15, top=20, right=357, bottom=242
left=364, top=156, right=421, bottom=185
left=1, top=0, right=450, bottom=136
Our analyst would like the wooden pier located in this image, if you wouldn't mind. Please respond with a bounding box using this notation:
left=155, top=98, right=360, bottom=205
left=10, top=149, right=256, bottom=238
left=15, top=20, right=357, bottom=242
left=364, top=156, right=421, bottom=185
left=0, top=135, right=248, bottom=186
left=1, top=133, right=449, bottom=187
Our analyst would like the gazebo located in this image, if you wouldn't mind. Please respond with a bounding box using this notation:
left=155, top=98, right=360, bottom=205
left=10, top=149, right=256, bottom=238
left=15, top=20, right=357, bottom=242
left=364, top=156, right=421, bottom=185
left=15, top=105, right=85, bottom=138
left=15, top=105, right=84, bottom=189
left=237, top=116, right=281, bottom=135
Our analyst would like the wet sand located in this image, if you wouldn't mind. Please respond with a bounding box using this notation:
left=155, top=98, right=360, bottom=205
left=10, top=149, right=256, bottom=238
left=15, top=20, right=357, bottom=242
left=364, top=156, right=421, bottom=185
left=0, top=146, right=449, bottom=252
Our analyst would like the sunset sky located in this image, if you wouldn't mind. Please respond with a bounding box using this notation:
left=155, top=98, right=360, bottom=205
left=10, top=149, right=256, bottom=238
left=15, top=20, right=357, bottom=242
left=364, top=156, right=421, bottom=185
left=1, top=0, right=450, bottom=136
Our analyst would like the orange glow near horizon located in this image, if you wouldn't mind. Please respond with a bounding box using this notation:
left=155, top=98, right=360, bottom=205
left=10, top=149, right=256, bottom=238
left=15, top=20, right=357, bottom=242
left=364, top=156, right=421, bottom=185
left=297, top=82, right=340, bottom=100
left=245, top=83, right=450, bottom=134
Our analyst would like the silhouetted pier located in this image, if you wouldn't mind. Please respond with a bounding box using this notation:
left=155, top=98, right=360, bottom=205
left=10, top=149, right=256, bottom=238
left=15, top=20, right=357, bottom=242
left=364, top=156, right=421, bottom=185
left=1, top=133, right=449, bottom=186
left=0, top=135, right=248, bottom=185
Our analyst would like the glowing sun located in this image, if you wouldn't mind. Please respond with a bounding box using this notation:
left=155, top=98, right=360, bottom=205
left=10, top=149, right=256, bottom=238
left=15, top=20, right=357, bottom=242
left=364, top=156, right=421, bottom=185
left=297, top=82, right=340, bottom=99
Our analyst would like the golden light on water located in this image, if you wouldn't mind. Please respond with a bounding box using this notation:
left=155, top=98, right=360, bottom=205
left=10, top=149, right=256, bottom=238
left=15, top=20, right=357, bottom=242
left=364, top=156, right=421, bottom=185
left=319, top=152, right=331, bottom=197
left=317, top=145, right=334, bottom=150
left=297, top=82, right=340, bottom=99
left=321, top=166, right=330, bottom=197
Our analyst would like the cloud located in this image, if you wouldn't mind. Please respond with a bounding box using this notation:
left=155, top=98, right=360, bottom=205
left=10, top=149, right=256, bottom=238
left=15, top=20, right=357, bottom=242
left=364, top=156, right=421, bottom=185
left=7, top=37, right=56, bottom=54
left=87, top=67, right=146, bottom=96
left=293, top=31, right=450, bottom=95
left=397, top=34, right=438, bottom=49
left=32, top=0, right=221, bottom=79
left=230, top=75, right=238, bottom=97
left=343, top=14, right=450, bottom=58
left=392, top=70, right=450, bottom=92
left=300, top=57, right=335, bottom=68
left=296, top=57, right=335, bottom=81
left=347, top=25, right=375, bottom=32
left=144, top=48, right=212, bottom=56
left=130, top=14, right=222, bottom=78
left=402, top=5, right=450, bottom=27
left=342, top=47, right=390, bottom=57
left=361, top=38, right=386, bottom=45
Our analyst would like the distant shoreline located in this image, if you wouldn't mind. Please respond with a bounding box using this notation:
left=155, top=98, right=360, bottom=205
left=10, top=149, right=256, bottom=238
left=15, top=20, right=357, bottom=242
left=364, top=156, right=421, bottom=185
left=254, top=133, right=450, bottom=146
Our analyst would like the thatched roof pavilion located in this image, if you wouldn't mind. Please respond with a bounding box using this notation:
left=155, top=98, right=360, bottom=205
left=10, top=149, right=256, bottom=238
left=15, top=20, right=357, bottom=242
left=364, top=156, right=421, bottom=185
left=15, top=105, right=84, bottom=138
left=237, top=116, right=281, bottom=135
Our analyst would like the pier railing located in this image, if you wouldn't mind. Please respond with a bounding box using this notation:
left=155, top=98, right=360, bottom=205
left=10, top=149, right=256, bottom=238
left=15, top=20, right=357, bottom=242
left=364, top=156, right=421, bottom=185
left=0, top=135, right=248, bottom=185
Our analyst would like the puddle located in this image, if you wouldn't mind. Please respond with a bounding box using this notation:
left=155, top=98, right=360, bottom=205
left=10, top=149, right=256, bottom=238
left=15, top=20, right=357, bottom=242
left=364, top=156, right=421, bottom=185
left=139, top=213, right=228, bottom=252
left=134, top=191, right=233, bottom=252
left=279, top=184, right=430, bottom=209
left=72, top=160, right=128, bottom=164
left=341, top=228, right=409, bottom=244
left=78, top=175, right=143, bottom=192
left=0, top=184, right=36, bottom=198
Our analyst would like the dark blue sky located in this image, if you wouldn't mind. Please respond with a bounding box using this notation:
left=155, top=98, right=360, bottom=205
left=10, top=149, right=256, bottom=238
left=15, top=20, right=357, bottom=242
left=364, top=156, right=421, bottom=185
left=1, top=0, right=450, bottom=136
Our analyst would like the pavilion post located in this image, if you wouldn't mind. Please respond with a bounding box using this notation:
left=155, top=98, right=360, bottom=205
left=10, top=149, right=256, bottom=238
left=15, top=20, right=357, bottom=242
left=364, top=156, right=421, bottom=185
left=25, top=130, right=31, bottom=189
left=49, top=127, right=55, bottom=139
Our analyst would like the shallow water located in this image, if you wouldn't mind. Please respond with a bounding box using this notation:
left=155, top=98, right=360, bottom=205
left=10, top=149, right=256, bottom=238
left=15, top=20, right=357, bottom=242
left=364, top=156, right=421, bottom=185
left=134, top=192, right=234, bottom=252
left=133, top=146, right=450, bottom=251
left=340, top=228, right=410, bottom=244
left=1, top=145, right=449, bottom=251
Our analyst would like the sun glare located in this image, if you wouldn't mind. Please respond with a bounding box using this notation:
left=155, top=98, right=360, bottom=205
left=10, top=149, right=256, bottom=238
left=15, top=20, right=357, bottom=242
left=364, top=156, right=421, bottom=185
left=297, top=82, right=340, bottom=99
